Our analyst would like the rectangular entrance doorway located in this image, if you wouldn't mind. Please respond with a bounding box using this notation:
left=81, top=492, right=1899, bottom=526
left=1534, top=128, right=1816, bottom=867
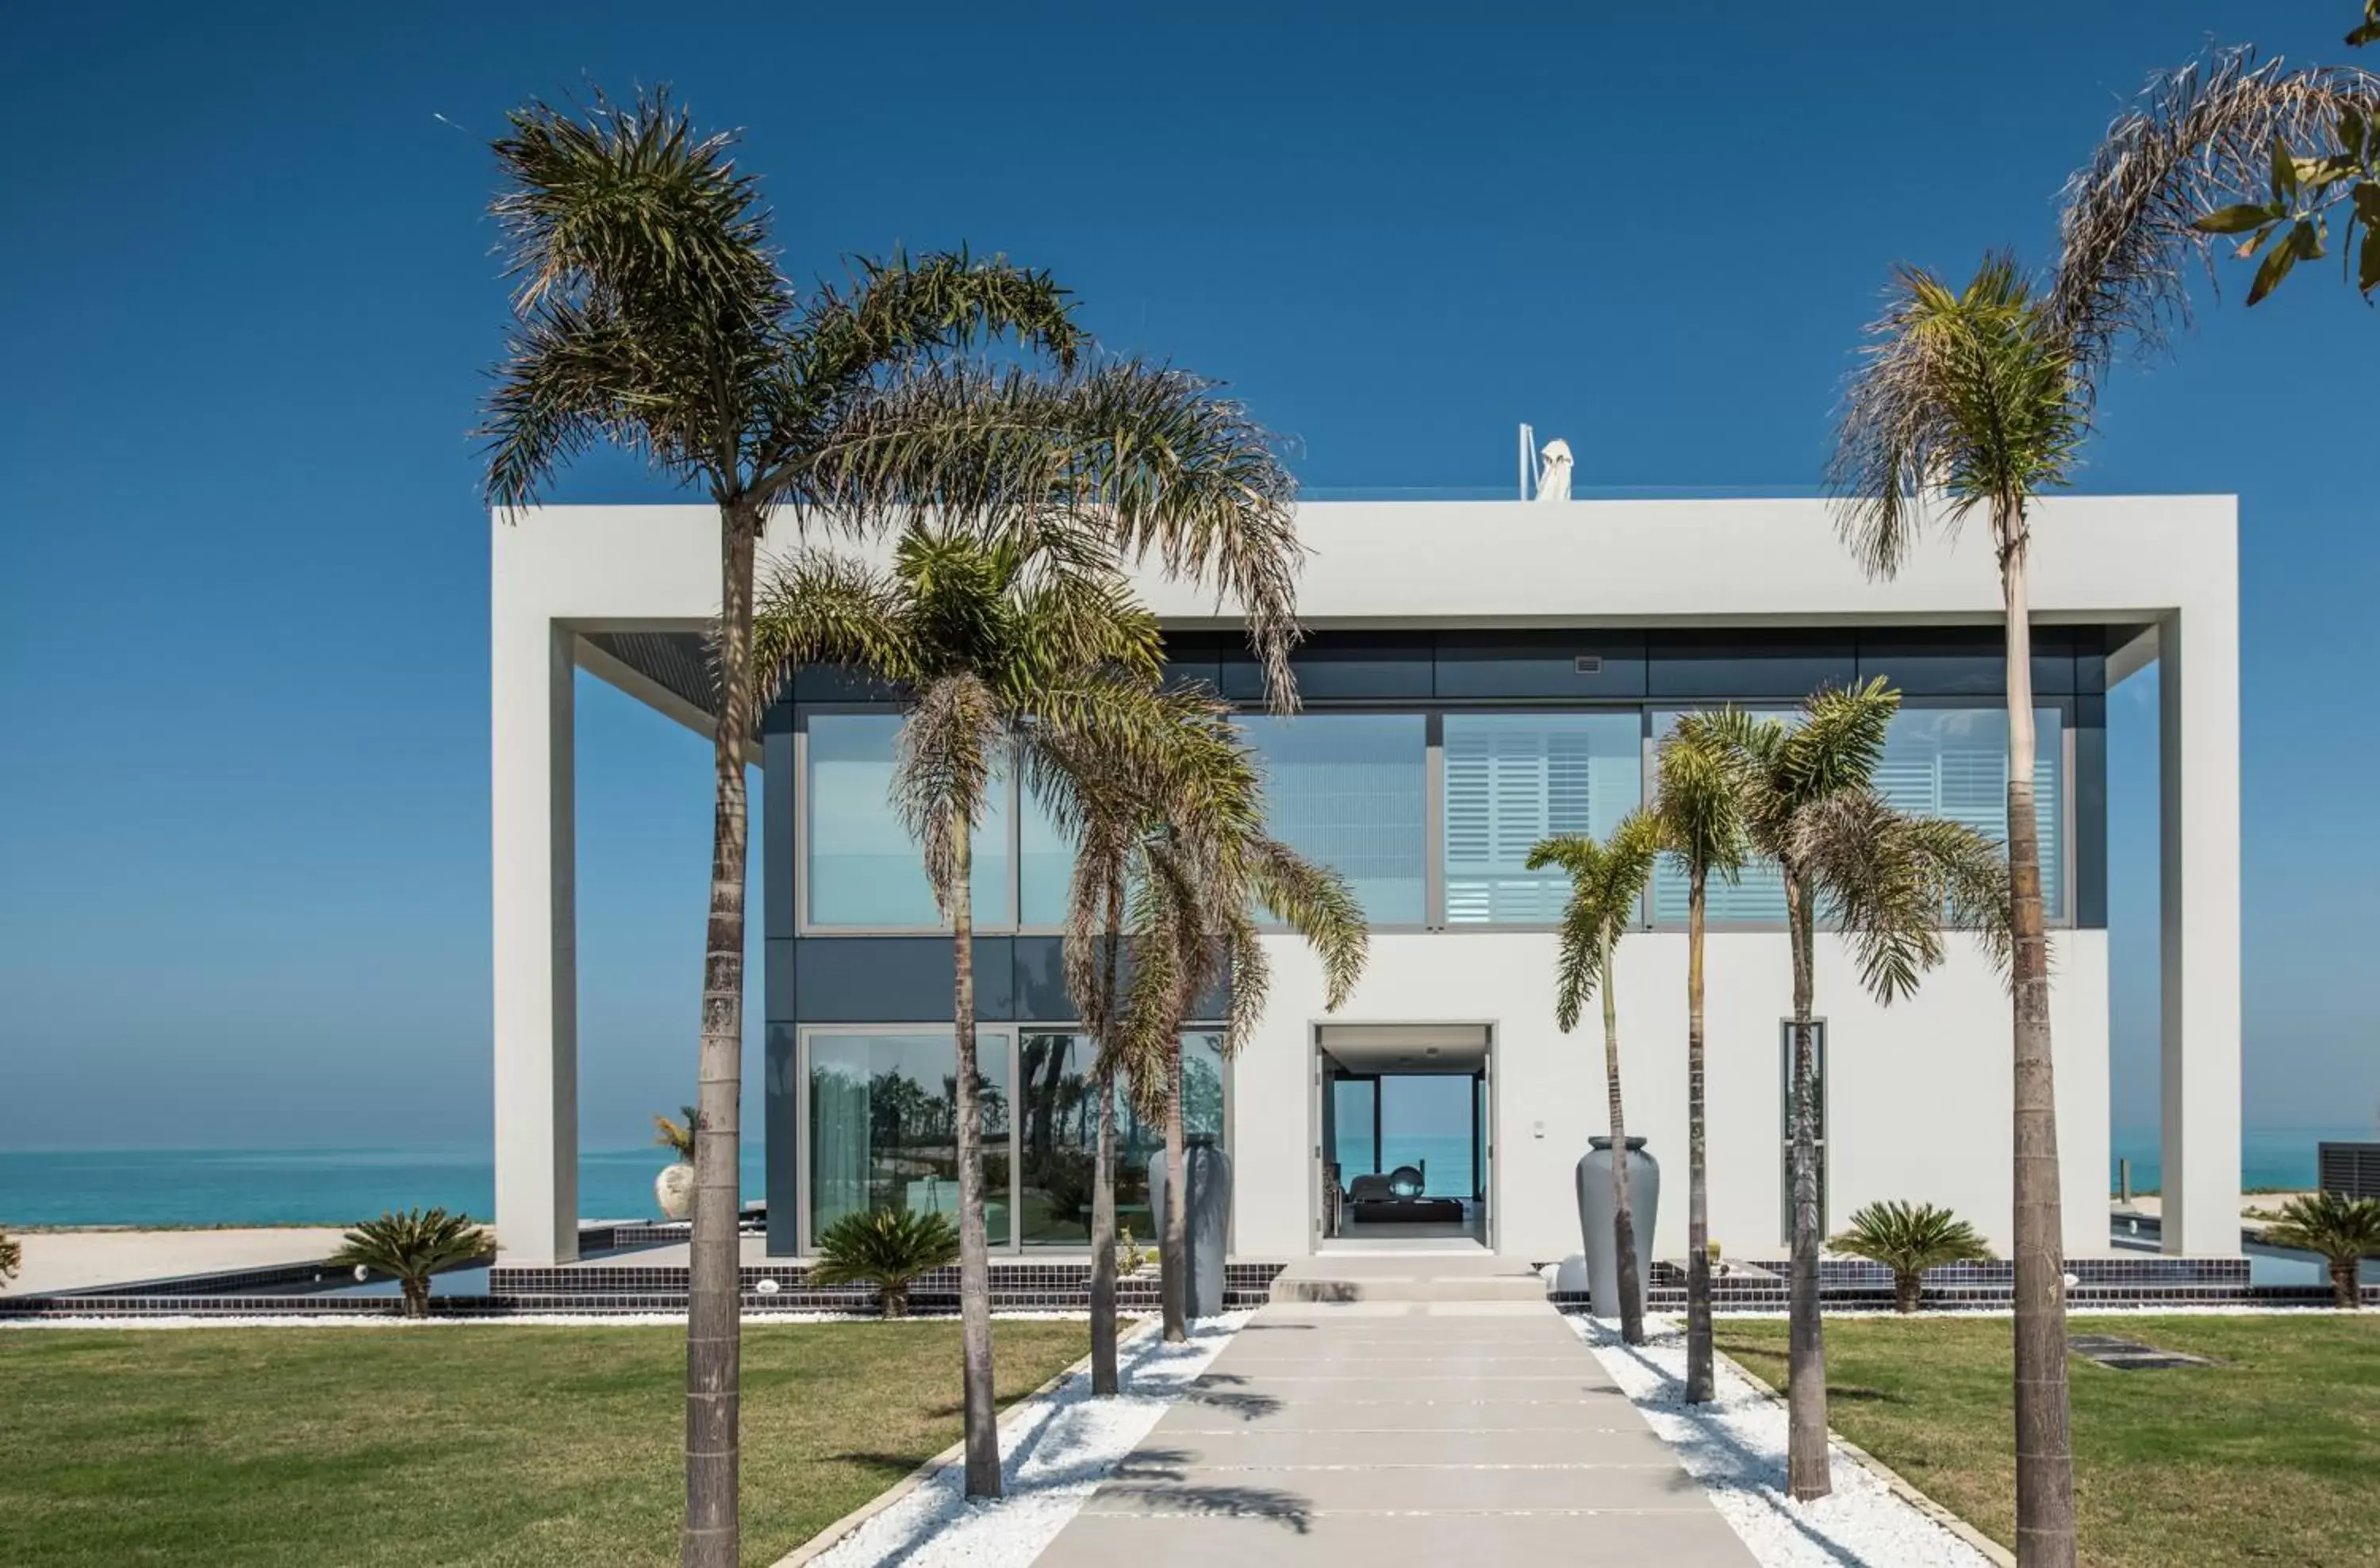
left=1314, top=1024, right=1491, bottom=1251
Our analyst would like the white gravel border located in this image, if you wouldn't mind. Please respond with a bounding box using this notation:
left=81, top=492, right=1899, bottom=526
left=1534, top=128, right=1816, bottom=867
left=789, top=1312, right=1246, bottom=1568
left=1567, top=1313, right=2002, bottom=1568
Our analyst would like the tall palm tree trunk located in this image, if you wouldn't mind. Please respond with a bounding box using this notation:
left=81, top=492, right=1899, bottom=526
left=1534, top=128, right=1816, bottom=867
left=1684, top=867, right=1714, bottom=1402
left=1090, top=1070, right=1121, bottom=1390
left=1784, top=872, right=1830, bottom=1501
left=949, top=814, right=1002, bottom=1499
left=685, top=513, right=754, bottom=1568
left=1088, top=888, right=1125, bottom=1394
left=2000, top=528, right=2075, bottom=1567
left=1600, top=926, right=1645, bottom=1346
left=1161, top=1033, right=1188, bottom=1343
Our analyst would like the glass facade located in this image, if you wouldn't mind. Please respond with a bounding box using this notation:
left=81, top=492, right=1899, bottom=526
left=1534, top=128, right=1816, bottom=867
left=1442, top=712, right=1642, bottom=923
left=808, top=1030, right=1014, bottom=1245
left=1650, top=704, right=2068, bottom=924
left=808, top=1027, right=1223, bottom=1251
left=799, top=697, right=2074, bottom=933
left=1015, top=786, right=1076, bottom=928
left=1240, top=713, right=1428, bottom=924
left=805, top=713, right=1011, bottom=927
left=1871, top=705, right=2066, bottom=919
left=1330, top=1077, right=1377, bottom=1177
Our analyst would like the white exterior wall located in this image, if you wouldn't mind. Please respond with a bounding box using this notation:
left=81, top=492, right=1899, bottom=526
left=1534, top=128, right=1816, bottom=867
left=1237, top=932, right=2110, bottom=1262
left=492, top=494, right=2234, bottom=1264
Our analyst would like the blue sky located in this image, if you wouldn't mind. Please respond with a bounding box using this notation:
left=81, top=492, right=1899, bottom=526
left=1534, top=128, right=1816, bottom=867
left=2, top=2, right=2373, bottom=1154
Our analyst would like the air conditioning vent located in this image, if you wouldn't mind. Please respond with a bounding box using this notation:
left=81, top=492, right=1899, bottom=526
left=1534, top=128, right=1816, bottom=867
left=1572, top=655, right=1603, bottom=675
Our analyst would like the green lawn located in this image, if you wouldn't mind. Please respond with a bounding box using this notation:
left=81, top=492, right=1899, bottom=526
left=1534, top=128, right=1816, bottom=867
left=1720, top=1314, right=2380, bottom=1568
left=0, top=1320, right=1093, bottom=1567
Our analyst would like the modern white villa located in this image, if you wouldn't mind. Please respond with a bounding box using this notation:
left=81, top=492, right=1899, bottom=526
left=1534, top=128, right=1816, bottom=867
left=491, top=497, right=2241, bottom=1270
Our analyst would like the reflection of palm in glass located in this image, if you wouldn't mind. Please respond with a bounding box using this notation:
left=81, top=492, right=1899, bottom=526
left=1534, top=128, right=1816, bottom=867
left=814, top=1029, right=1220, bottom=1249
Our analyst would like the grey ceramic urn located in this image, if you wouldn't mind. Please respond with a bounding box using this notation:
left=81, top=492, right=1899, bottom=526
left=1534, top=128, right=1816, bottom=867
left=1148, top=1136, right=1233, bottom=1319
left=1575, top=1136, right=1660, bottom=1320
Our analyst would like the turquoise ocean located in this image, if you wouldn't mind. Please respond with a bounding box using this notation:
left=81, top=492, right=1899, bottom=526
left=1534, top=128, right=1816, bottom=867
left=0, top=1128, right=2362, bottom=1228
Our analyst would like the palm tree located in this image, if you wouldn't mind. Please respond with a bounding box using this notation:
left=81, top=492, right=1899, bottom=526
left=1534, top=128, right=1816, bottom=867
left=1103, top=750, right=1368, bottom=1345
left=1829, top=1201, right=1993, bottom=1314
left=329, top=1209, right=491, bottom=1320
left=1828, top=258, right=2087, bottom=1547
left=1687, top=680, right=2011, bottom=1501
left=2263, top=1192, right=2380, bottom=1309
left=752, top=515, right=1296, bottom=1491
left=1526, top=816, right=1663, bottom=1346
left=1652, top=724, right=1750, bottom=1399
left=479, top=88, right=1081, bottom=1568
left=1051, top=693, right=1256, bottom=1389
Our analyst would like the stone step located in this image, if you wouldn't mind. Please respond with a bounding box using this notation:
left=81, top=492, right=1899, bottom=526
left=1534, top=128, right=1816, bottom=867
left=1269, top=1271, right=1550, bottom=1304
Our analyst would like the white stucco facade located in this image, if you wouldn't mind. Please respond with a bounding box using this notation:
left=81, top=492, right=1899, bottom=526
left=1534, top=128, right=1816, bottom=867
left=491, top=495, right=2240, bottom=1267
left=1235, top=930, right=2109, bottom=1261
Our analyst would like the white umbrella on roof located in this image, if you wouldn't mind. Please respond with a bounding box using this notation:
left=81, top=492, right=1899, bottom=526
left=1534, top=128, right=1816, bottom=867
left=1535, top=437, right=1573, bottom=502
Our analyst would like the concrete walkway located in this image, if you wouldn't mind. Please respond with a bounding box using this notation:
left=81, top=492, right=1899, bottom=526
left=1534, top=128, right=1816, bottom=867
left=1033, top=1297, right=1758, bottom=1566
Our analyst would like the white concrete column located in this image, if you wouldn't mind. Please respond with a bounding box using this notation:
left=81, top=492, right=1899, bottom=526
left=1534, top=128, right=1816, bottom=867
left=492, top=617, right=579, bottom=1264
left=2160, top=604, right=2243, bottom=1255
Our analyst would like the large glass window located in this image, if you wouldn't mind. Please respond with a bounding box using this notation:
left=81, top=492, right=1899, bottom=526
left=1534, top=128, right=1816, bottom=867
left=1652, top=709, right=1791, bottom=923
left=1240, top=713, right=1427, bottom=924
left=806, top=713, right=1012, bottom=927
left=1380, top=1074, right=1478, bottom=1198
left=1016, top=787, right=1075, bottom=927
left=1330, top=1077, right=1378, bottom=1178
left=966, top=1029, right=1226, bottom=1251
left=1651, top=704, right=2067, bottom=924
left=1442, top=712, right=1642, bottom=923
left=1872, top=705, right=2066, bottom=919
left=807, top=1031, right=1012, bottom=1246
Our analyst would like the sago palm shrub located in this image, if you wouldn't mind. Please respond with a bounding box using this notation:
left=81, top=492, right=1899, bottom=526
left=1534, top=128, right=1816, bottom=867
left=1829, top=1201, right=1993, bottom=1314
left=0, top=1228, right=19, bottom=1283
left=810, top=1209, right=961, bottom=1318
left=329, top=1209, right=490, bottom=1320
left=2263, top=1193, right=2380, bottom=1309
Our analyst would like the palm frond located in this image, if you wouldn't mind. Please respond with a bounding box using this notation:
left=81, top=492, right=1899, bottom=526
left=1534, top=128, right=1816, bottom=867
left=482, top=88, right=786, bottom=506
left=1215, top=897, right=1270, bottom=1062
left=1828, top=256, right=2085, bottom=579
left=1906, top=816, right=2021, bottom=981
left=892, top=673, right=1003, bottom=905
left=790, top=359, right=1303, bottom=703
left=2052, top=47, right=2380, bottom=372
left=1790, top=790, right=1947, bottom=1004
left=792, top=248, right=1082, bottom=403
left=1530, top=813, right=1660, bottom=1032
left=1654, top=724, right=1752, bottom=883
left=1003, top=563, right=1167, bottom=698
left=750, top=550, right=922, bottom=698
left=1242, top=836, right=1367, bottom=1009
left=1782, top=678, right=1898, bottom=804
left=1549, top=894, right=1606, bottom=1035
